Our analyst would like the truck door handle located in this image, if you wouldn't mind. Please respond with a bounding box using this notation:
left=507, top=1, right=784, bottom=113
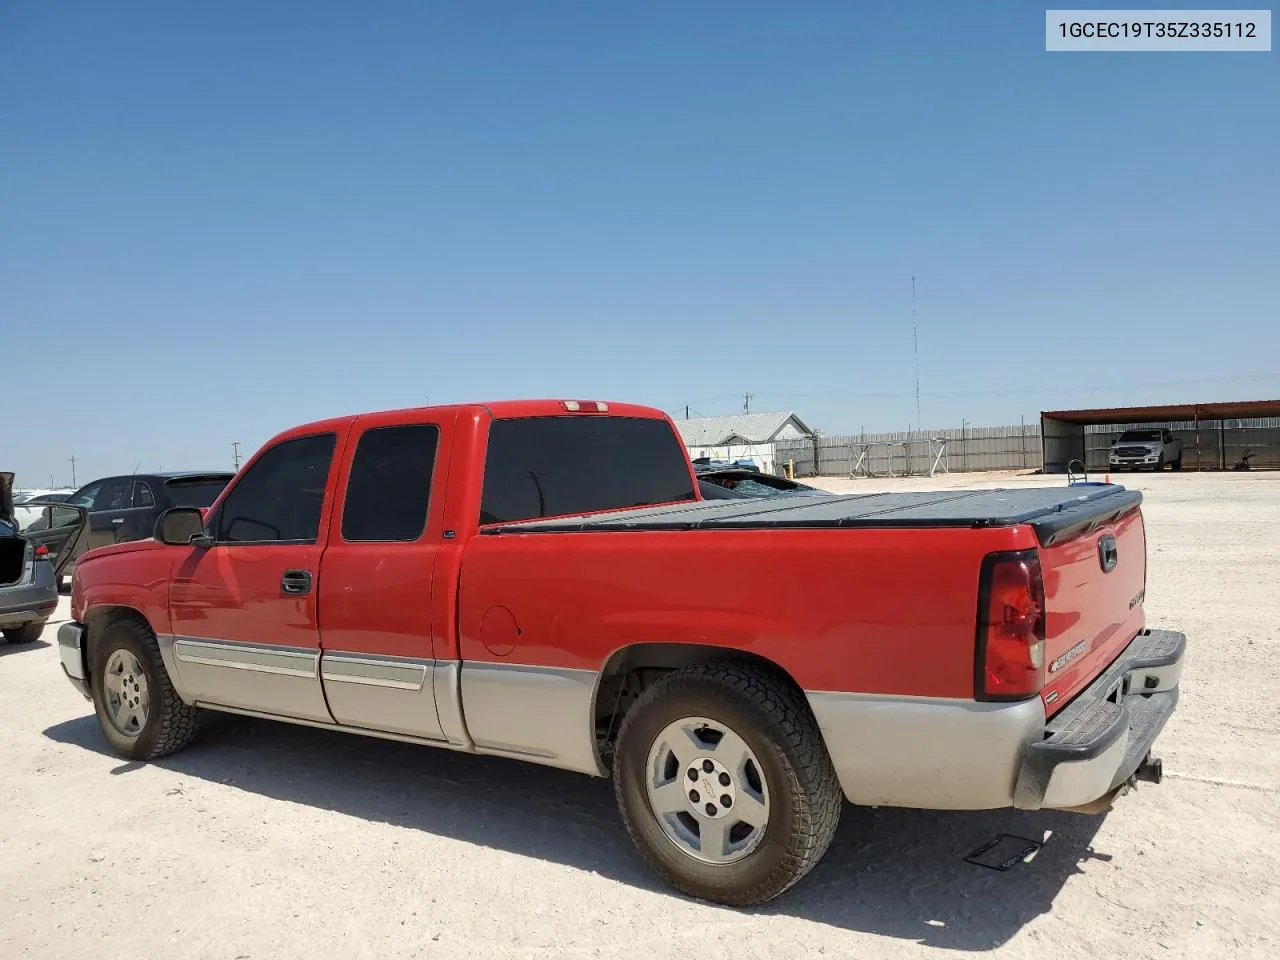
left=280, top=570, right=313, bottom=596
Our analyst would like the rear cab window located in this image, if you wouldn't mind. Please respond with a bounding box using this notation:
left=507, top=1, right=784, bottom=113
left=480, top=415, right=695, bottom=525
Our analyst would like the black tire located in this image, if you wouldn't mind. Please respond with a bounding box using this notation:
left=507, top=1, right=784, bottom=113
left=1171, top=457, right=1182, bottom=471
left=2, top=622, right=44, bottom=644
left=612, top=662, right=843, bottom=907
left=89, top=617, right=201, bottom=761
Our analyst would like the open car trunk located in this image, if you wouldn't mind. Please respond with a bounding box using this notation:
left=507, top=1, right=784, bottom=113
left=0, top=472, right=23, bottom=585
left=0, top=472, right=89, bottom=583
left=0, top=539, right=24, bottom=586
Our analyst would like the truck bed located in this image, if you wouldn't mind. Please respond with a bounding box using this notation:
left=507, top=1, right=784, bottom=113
left=485, top=483, right=1142, bottom=546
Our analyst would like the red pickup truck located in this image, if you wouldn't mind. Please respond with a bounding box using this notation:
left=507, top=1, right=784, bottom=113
left=57, top=399, right=1185, bottom=906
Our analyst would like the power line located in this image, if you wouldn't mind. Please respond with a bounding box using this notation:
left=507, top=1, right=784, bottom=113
left=670, top=372, right=1280, bottom=409
left=928, top=371, right=1280, bottom=399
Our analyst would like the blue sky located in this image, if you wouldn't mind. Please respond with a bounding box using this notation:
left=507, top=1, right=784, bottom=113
left=3, top=1, right=1277, bottom=486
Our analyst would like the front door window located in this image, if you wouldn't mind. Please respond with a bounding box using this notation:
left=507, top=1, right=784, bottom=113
left=213, top=434, right=336, bottom=544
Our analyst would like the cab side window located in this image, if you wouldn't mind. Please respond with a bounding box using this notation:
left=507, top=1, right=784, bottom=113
left=215, top=433, right=338, bottom=544
left=342, top=424, right=439, bottom=542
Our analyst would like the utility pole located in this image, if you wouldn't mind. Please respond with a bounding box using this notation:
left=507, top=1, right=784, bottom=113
left=68, top=455, right=78, bottom=488
left=912, top=275, right=921, bottom=437
left=743, top=393, right=753, bottom=413
left=685, top=405, right=689, bottom=419
left=231, top=442, right=242, bottom=469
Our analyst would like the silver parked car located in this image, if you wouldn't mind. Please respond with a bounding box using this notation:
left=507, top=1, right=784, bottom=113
left=0, top=473, right=87, bottom=645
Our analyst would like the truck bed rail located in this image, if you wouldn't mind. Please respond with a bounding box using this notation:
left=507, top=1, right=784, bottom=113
left=484, top=485, right=1143, bottom=545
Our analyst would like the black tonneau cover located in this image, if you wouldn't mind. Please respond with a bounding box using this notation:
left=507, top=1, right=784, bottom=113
left=483, top=483, right=1143, bottom=547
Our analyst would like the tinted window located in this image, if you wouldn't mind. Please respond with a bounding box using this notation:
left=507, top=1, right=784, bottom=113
left=95, top=478, right=131, bottom=511
left=480, top=416, right=695, bottom=524
left=133, top=480, right=155, bottom=508
left=1118, top=430, right=1161, bottom=442
left=342, top=424, right=439, bottom=542
left=215, top=434, right=337, bottom=543
left=166, top=477, right=233, bottom=508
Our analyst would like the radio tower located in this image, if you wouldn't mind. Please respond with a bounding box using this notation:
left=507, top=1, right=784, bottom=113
left=912, top=276, right=921, bottom=436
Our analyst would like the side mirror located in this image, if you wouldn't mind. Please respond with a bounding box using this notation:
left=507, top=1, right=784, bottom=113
left=156, top=507, right=213, bottom=547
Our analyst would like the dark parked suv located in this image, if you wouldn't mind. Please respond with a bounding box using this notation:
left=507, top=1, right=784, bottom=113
left=59, top=471, right=234, bottom=582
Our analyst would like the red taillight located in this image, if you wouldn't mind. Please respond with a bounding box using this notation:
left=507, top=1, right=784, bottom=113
left=34, top=544, right=49, bottom=559
left=976, top=550, right=1046, bottom=700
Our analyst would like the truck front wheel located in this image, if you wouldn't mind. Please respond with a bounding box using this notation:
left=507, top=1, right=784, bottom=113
left=89, top=618, right=202, bottom=761
left=612, top=662, right=843, bottom=907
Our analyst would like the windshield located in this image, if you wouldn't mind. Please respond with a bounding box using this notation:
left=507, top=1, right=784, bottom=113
left=1117, top=430, right=1162, bottom=443
left=165, top=477, right=233, bottom=508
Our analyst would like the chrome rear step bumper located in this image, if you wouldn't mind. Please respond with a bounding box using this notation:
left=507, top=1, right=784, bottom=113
left=1014, top=629, right=1185, bottom=811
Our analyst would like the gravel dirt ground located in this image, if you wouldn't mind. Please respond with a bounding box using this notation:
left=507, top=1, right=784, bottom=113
left=2, top=470, right=1277, bottom=959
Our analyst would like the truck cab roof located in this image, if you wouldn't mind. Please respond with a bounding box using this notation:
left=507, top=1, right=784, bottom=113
left=275, top=399, right=668, bottom=440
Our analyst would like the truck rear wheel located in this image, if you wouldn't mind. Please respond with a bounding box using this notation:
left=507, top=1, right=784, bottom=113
left=612, top=662, right=842, bottom=906
left=89, top=618, right=201, bottom=761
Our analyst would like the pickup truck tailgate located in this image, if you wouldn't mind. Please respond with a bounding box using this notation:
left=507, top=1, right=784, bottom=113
left=1038, top=507, right=1147, bottom=717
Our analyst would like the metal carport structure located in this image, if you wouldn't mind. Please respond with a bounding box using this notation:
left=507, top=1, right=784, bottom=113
left=1040, top=400, right=1280, bottom=473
